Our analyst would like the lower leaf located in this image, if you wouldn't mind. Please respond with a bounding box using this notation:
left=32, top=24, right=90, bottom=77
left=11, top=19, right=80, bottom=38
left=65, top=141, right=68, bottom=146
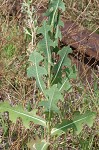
left=0, top=102, right=46, bottom=128
left=51, top=111, right=96, bottom=136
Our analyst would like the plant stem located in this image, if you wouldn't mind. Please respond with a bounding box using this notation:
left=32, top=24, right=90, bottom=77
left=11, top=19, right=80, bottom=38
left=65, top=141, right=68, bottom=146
left=48, top=63, right=50, bottom=88
left=47, top=61, right=51, bottom=143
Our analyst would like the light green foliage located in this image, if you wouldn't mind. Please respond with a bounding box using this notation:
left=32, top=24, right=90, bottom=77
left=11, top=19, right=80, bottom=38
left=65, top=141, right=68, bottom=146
left=52, top=47, right=72, bottom=80
left=27, top=51, right=47, bottom=91
left=45, top=0, right=65, bottom=25
left=24, top=0, right=77, bottom=148
left=51, top=46, right=77, bottom=92
left=65, top=65, right=77, bottom=79
left=26, top=0, right=96, bottom=147
left=0, top=102, right=46, bottom=128
left=51, top=111, right=96, bottom=136
left=58, top=78, right=72, bottom=92
left=37, top=21, right=55, bottom=64
left=73, top=111, right=96, bottom=134
left=45, top=0, right=65, bottom=46
left=39, top=84, right=63, bottom=114
left=55, top=17, right=64, bottom=40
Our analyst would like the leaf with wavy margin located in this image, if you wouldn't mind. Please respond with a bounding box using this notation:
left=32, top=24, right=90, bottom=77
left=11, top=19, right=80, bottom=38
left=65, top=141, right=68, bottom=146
left=37, top=21, right=55, bottom=64
left=45, top=0, right=65, bottom=26
left=52, top=46, right=72, bottom=85
left=51, top=111, right=96, bottom=136
left=0, top=102, right=46, bottom=128
left=27, top=51, right=47, bottom=92
left=39, top=84, right=63, bottom=114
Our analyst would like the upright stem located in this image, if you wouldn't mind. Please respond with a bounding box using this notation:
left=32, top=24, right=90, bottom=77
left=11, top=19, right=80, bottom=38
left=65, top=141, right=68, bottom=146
left=47, top=60, right=51, bottom=142
left=47, top=8, right=59, bottom=143
left=48, top=62, right=50, bottom=88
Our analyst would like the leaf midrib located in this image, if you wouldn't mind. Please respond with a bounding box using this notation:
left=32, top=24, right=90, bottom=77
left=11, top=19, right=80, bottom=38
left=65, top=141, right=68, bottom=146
left=51, top=114, right=94, bottom=135
left=52, top=49, right=68, bottom=84
left=9, top=108, right=46, bottom=126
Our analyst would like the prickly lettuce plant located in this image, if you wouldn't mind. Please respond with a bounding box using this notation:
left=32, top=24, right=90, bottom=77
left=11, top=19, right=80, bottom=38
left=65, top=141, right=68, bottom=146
left=0, top=0, right=96, bottom=149
left=26, top=0, right=96, bottom=148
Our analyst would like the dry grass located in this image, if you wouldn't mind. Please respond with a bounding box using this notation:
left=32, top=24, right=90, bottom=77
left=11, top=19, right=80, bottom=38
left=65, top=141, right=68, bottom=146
left=64, top=0, right=99, bottom=31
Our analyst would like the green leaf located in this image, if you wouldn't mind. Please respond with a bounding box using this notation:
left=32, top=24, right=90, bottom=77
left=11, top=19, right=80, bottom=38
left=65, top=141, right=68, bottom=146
left=37, top=21, right=51, bottom=36
left=58, top=66, right=77, bottom=92
left=27, top=51, right=47, bottom=91
left=73, top=111, right=96, bottom=134
left=65, top=65, right=77, bottom=79
left=51, top=46, right=76, bottom=93
left=39, top=85, right=63, bottom=114
left=58, top=78, right=72, bottom=92
left=37, top=21, right=55, bottom=78
left=37, top=37, right=54, bottom=62
left=0, top=102, right=46, bottom=128
left=33, top=140, right=49, bottom=150
left=52, top=46, right=72, bottom=84
left=55, top=16, right=64, bottom=40
left=45, top=0, right=65, bottom=27
left=46, top=0, right=65, bottom=17
left=37, top=21, right=55, bottom=63
left=51, top=120, right=76, bottom=136
left=58, top=46, right=72, bottom=67
left=51, top=0, right=65, bottom=12
left=51, top=111, right=96, bottom=136
left=54, top=13, right=64, bottom=46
